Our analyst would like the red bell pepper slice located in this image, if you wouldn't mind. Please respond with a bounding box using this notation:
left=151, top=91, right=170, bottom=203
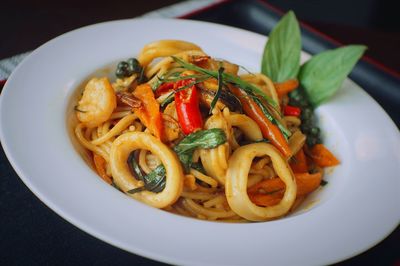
left=283, top=105, right=301, bottom=116
left=174, top=79, right=203, bottom=135
left=155, top=82, right=174, bottom=98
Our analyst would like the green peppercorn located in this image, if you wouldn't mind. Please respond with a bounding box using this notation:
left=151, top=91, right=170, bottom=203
left=117, top=61, right=129, bottom=71
left=127, top=58, right=141, bottom=73
left=310, top=127, right=320, bottom=136
left=302, top=108, right=313, bottom=120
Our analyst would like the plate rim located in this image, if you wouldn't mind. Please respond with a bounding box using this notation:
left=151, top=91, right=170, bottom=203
left=1, top=17, right=399, bottom=266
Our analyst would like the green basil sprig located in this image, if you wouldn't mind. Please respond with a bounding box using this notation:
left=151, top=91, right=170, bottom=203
left=261, top=10, right=301, bottom=82
left=261, top=11, right=366, bottom=107
left=127, top=129, right=226, bottom=194
left=299, top=45, right=367, bottom=106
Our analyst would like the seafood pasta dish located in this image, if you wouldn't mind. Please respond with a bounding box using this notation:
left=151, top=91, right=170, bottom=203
left=73, top=40, right=339, bottom=222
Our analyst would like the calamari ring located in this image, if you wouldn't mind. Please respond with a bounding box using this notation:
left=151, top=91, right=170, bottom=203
left=225, top=143, right=297, bottom=221
left=138, top=40, right=202, bottom=67
left=200, top=110, right=230, bottom=184
left=110, top=132, right=184, bottom=208
left=227, top=114, right=262, bottom=141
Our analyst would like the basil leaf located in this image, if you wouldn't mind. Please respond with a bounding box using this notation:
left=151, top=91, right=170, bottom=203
left=261, top=10, right=301, bottom=82
left=127, top=129, right=227, bottom=194
left=174, top=128, right=227, bottom=156
left=171, top=56, right=278, bottom=108
left=174, top=128, right=227, bottom=172
left=299, top=45, right=366, bottom=106
left=209, top=67, right=225, bottom=114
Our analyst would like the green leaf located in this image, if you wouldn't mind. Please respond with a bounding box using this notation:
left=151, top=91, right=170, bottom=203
left=174, top=128, right=226, bottom=155
left=127, top=129, right=227, bottom=194
left=171, top=56, right=278, bottom=108
left=261, top=10, right=301, bottom=82
left=250, top=95, right=291, bottom=139
left=299, top=45, right=366, bottom=106
left=174, top=129, right=226, bottom=172
left=127, top=153, right=166, bottom=194
left=209, top=67, right=225, bottom=114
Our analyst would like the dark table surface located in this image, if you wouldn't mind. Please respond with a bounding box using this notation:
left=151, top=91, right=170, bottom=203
left=1, top=1, right=399, bottom=265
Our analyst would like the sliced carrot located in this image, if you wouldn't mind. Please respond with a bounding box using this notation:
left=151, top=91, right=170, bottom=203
left=249, top=193, right=282, bottom=207
left=308, top=144, right=340, bottom=167
left=247, top=177, right=285, bottom=194
left=274, top=79, right=299, bottom=97
left=295, top=172, right=322, bottom=196
left=247, top=171, right=322, bottom=207
left=132, top=84, right=165, bottom=141
left=93, top=153, right=112, bottom=184
left=290, top=148, right=308, bottom=173
left=230, top=86, right=291, bottom=157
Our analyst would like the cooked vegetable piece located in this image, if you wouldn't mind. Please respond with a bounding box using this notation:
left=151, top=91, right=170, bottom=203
left=283, top=105, right=301, bottom=116
left=172, top=56, right=278, bottom=108
left=230, top=86, right=292, bottom=157
left=93, top=154, right=112, bottom=184
left=289, top=87, right=322, bottom=147
left=290, top=148, right=308, bottom=173
left=127, top=129, right=227, bottom=194
left=132, top=84, right=164, bottom=141
left=307, top=144, right=340, bottom=167
left=197, top=82, right=242, bottom=112
left=174, top=78, right=203, bottom=135
left=274, top=79, right=299, bottom=97
left=209, top=67, right=225, bottom=114
left=248, top=171, right=322, bottom=206
left=127, top=153, right=166, bottom=193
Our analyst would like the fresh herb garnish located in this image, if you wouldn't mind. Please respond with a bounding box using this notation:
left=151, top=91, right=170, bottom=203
left=127, top=129, right=227, bottom=194
left=127, top=153, right=166, bottom=194
left=299, top=45, right=367, bottom=107
left=261, top=11, right=366, bottom=107
left=173, top=128, right=227, bottom=171
left=171, top=56, right=278, bottom=108
left=209, top=67, right=225, bottom=114
left=160, top=76, right=210, bottom=108
left=249, top=95, right=291, bottom=139
left=261, top=10, right=301, bottom=82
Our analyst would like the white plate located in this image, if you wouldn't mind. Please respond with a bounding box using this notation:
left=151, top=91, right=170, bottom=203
left=1, top=18, right=399, bottom=266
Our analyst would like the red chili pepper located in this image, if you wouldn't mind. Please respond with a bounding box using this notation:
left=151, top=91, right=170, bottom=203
left=284, top=105, right=301, bottom=116
left=174, top=79, right=203, bottom=135
left=155, top=82, right=174, bottom=98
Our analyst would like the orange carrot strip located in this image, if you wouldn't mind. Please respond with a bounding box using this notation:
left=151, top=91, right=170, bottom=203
left=249, top=193, right=282, bottom=207
left=93, top=154, right=112, bottom=184
left=132, top=84, right=164, bottom=141
left=230, top=86, right=291, bottom=157
left=308, top=144, right=340, bottom=167
left=247, top=171, right=322, bottom=206
left=274, top=79, right=299, bottom=97
left=247, top=177, right=285, bottom=194
left=295, top=172, right=322, bottom=196
left=290, top=148, right=308, bottom=173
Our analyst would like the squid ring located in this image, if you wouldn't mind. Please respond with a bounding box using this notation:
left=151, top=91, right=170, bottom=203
left=110, top=132, right=184, bottom=208
left=225, top=143, right=297, bottom=221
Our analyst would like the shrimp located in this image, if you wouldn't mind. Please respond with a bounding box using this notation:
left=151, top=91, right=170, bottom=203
left=76, top=77, right=117, bottom=128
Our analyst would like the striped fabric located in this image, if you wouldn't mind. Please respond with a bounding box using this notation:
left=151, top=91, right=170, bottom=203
left=0, top=0, right=219, bottom=81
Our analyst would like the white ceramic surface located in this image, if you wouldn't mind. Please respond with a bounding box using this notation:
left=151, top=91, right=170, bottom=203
left=0, top=18, right=399, bottom=266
